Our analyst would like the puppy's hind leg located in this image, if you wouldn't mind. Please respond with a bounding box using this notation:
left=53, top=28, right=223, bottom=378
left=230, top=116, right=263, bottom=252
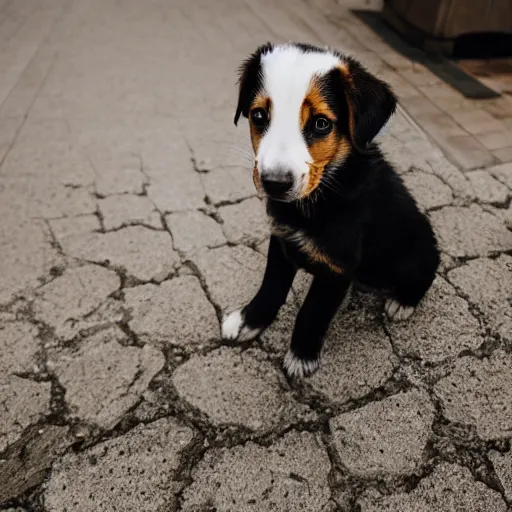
left=222, top=236, right=296, bottom=341
left=284, top=275, right=351, bottom=380
left=385, top=264, right=438, bottom=322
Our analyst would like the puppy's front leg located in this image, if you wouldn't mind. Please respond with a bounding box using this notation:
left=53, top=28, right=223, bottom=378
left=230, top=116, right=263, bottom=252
left=222, top=236, right=296, bottom=342
left=284, top=275, right=351, bottom=379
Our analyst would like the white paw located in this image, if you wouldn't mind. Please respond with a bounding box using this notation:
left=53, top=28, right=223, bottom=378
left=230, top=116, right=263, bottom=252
left=221, top=309, right=262, bottom=342
left=385, top=299, right=415, bottom=322
left=283, top=350, right=320, bottom=380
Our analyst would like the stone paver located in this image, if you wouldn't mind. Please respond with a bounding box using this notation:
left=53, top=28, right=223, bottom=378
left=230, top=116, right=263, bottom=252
left=489, top=450, right=512, bottom=501
left=387, top=277, right=483, bottom=362
left=467, top=170, right=510, bottom=204
left=181, top=431, right=332, bottom=512
left=489, top=162, right=512, bottom=189
left=166, top=210, right=226, bottom=253
left=98, top=195, right=161, bottom=230
left=0, top=322, right=40, bottom=374
left=358, top=463, right=507, bottom=511
left=0, top=218, right=62, bottom=305
left=2, top=0, right=512, bottom=507
left=402, top=170, right=453, bottom=211
left=49, top=214, right=101, bottom=242
left=44, top=418, right=194, bottom=511
left=125, top=276, right=219, bottom=348
left=146, top=168, right=205, bottom=213
left=431, top=205, right=512, bottom=258
left=49, top=327, right=164, bottom=429
left=435, top=352, right=512, bottom=440
left=192, top=245, right=265, bottom=310
left=218, top=197, right=269, bottom=244
left=33, top=265, right=120, bottom=340
left=95, top=166, right=147, bottom=196
left=173, top=348, right=313, bottom=432
left=330, top=390, right=435, bottom=477
left=0, top=376, right=52, bottom=452
left=309, top=308, right=398, bottom=404
left=59, top=226, right=180, bottom=282
left=202, top=167, right=256, bottom=204
left=448, top=255, right=512, bottom=342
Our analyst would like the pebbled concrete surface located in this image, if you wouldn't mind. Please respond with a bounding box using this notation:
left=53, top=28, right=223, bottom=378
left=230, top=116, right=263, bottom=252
left=0, top=0, right=511, bottom=509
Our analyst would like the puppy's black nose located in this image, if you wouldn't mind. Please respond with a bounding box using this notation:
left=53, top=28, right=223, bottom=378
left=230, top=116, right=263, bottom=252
left=260, top=171, right=294, bottom=200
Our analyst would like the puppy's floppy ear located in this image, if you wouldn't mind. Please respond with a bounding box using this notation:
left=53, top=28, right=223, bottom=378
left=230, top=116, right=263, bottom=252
left=234, top=43, right=273, bottom=126
left=340, top=57, right=397, bottom=152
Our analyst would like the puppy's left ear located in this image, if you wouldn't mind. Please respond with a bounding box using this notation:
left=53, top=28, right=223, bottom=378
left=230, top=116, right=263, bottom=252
left=340, top=58, right=397, bottom=152
left=234, top=43, right=273, bottom=126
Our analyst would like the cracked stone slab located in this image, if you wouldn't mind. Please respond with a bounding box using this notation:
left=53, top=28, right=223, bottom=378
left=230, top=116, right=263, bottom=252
left=44, top=418, right=194, bottom=512
left=61, top=226, right=179, bottom=281
left=330, top=389, right=435, bottom=477
left=0, top=425, right=72, bottom=504
left=181, top=431, right=332, bottom=512
left=489, top=162, right=512, bottom=189
left=387, top=277, right=483, bottom=362
left=49, top=214, right=101, bottom=244
left=426, top=153, right=475, bottom=200
left=482, top=203, right=512, bottom=230
left=0, top=178, right=96, bottom=219
left=146, top=168, right=205, bottom=212
left=0, top=376, right=52, bottom=452
left=33, top=265, right=120, bottom=340
left=192, top=245, right=266, bottom=311
left=358, top=463, right=507, bottom=511
left=165, top=210, right=225, bottom=253
left=467, top=170, right=509, bottom=204
left=402, top=170, right=453, bottom=211
left=379, top=133, right=435, bottom=175
left=49, top=327, right=164, bottom=429
left=125, top=276, right=218, bottom=349
left=0, top=219, right=62, bottom=305
left=44, top=186, right=96, bottom=218
left=0, top=322, right=40, bottom=375
left=448, top=255, right=512, bottom=342
left=431, top=205, right=512, bottom=258
left=255, top=237, right=270, bottom=256
left=309, top=304, right=398, bottom=404
left=259, top=299, right=299, bottom=355
left=202, top=167, right=256, bottom=204
left=98, top=195, right=161, bottom=230
left=182, top=113, right=250, bottom=172
left=489, top=450, right=512, bottom=501
left=0, top=120, right=95, bottom=188
left=172, top=348, right=314, bottom=432
left=95, top=166, right=147, bottom=196
left=435, top=352, right=512, bottom=440
left=218, top=197, right=269, bottom=244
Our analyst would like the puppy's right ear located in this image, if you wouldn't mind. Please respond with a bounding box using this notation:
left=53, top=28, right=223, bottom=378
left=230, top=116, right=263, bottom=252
left=234, top=43, right=273, bottom=126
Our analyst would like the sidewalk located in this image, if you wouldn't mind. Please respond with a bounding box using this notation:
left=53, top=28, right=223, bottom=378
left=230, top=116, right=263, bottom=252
left=0, top=0, right=511, bottom=509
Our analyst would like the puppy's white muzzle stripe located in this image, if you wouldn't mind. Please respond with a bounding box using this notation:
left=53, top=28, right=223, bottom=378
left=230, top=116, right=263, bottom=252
left=256, top=45, right=339, bottom=189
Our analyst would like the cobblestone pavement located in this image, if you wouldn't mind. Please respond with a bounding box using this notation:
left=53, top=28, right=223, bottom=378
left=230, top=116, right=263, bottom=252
left=1, top=0, right=511, bottom=510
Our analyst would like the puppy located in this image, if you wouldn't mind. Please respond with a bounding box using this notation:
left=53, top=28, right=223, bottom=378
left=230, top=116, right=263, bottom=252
left=222, top=42, right=440, bottom=379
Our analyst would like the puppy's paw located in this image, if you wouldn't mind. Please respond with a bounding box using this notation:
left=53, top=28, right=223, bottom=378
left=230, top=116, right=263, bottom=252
left=221, top=309, right=262, bottom=342
left=283, top=350, right=320, bottom=380
left=385, top=299, right=415, bottom=322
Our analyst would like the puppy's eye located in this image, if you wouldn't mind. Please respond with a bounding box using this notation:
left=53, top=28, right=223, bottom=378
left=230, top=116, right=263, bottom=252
left=251, top=108, right=268, bottom=127
left=314, top=116, right=332, bottom=135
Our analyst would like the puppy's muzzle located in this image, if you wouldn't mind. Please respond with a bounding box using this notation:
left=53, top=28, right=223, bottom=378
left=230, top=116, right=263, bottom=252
left=260, top=169, right=295, bottom=201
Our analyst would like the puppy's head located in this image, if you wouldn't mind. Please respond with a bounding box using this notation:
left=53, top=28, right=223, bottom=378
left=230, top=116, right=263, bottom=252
left=234, top=43, right=396, bottom=201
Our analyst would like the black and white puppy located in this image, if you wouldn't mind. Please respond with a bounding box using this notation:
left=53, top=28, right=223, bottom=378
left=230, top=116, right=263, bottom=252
left=222, top=42, right=440, bottom=379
